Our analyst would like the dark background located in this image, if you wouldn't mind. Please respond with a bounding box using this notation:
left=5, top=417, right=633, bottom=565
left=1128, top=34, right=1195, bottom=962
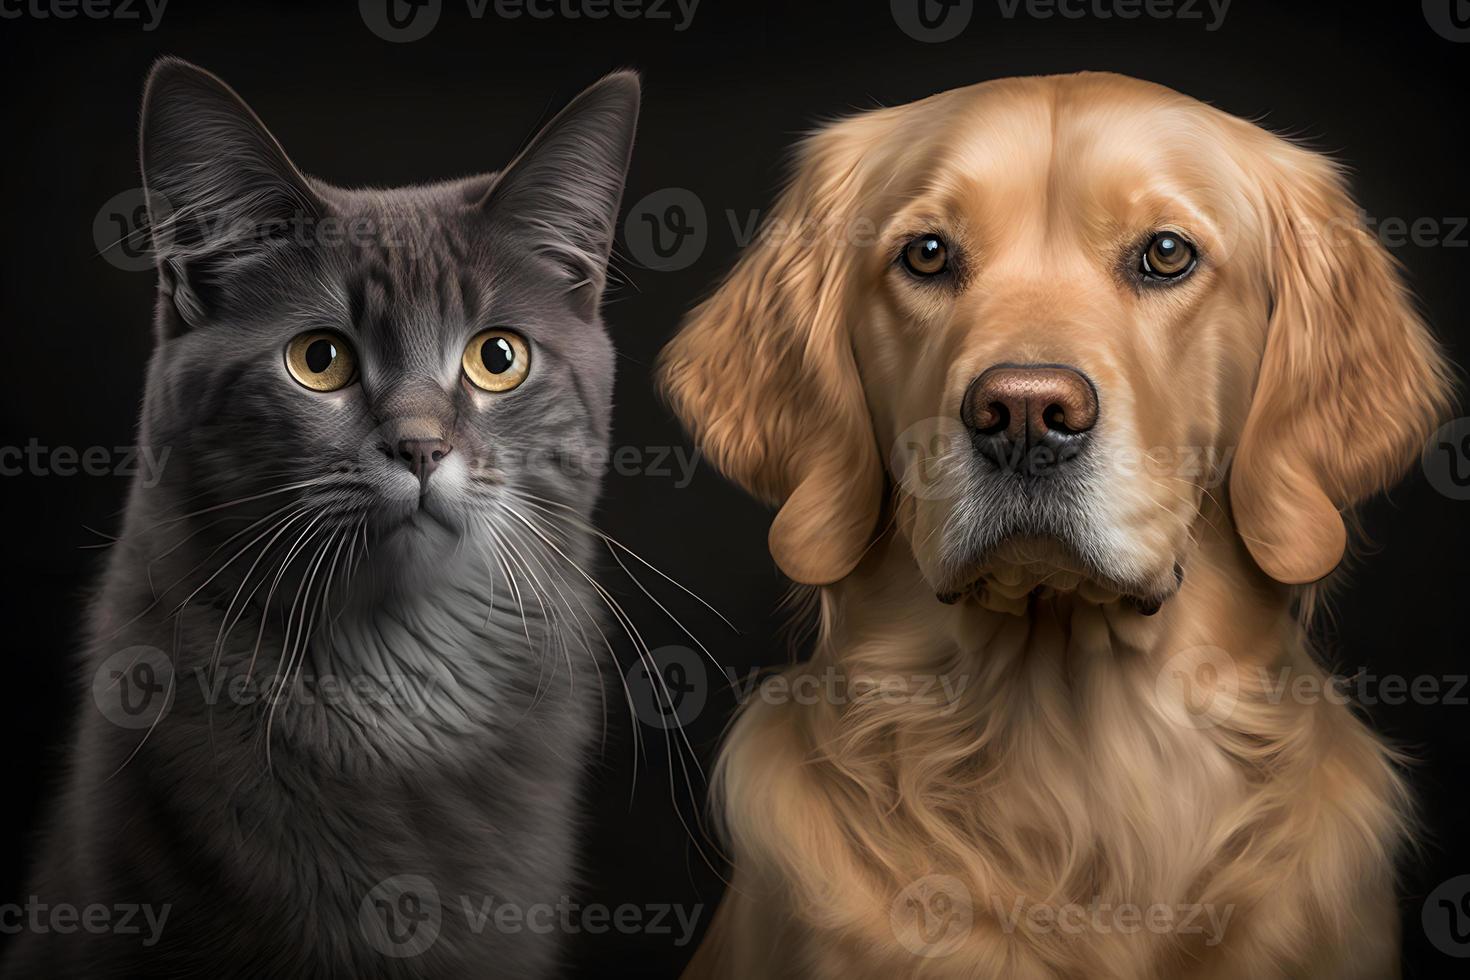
left=1, top=1, right=1467, bottom=976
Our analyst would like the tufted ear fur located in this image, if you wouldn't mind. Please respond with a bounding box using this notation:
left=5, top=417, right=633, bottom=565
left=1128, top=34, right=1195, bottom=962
left=479, top=70, right=640, bottom=320
left=1229, top=135, right=1453, bottom=585
left=140, top=57, right=325, bottom=338
left=657, top=122, right=888, bottom=585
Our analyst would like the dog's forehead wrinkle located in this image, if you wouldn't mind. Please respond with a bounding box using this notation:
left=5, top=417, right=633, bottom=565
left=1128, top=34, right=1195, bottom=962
left=922, top=81, right=1237, bottom=254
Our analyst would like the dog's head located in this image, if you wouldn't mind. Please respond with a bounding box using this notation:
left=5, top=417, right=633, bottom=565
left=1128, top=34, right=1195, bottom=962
left=660, top=73, right=1451, bottom=607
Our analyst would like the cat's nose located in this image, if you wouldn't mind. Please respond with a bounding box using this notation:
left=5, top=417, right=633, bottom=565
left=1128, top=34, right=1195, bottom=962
left=395, top=438, right=453, bottom=486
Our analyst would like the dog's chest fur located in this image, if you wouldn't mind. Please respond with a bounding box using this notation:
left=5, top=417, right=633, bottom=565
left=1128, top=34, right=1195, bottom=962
left=715, top=594, right=1406, bottom=980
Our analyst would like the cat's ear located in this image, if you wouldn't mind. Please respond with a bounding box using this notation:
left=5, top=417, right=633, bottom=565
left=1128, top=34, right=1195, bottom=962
left=139, top=57, right=324, bottom=336
left=479, top=71, right=640, bottom=319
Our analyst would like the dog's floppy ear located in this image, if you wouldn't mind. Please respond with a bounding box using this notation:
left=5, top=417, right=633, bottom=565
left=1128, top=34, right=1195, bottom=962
left=658, top=124, right=885, bottom=585
left=1229, top=137, right=1453, bottom=584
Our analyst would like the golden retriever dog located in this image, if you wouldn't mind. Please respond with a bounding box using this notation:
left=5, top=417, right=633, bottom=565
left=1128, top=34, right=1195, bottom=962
left=658, top=73, right=1453, bottom=979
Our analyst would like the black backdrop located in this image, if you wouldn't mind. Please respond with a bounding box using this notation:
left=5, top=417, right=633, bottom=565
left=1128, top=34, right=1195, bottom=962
left=1, top=1, right=1467, bottom=976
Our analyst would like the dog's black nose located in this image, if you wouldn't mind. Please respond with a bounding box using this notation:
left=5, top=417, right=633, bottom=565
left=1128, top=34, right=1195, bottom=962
left=962, top=364, right=1098, bottom=474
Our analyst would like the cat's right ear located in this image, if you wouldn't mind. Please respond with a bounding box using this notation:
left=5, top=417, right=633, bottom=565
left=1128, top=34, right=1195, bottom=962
left=139, top=57, right=323, bottom=337
left=478, top=71, right=640, bottom=320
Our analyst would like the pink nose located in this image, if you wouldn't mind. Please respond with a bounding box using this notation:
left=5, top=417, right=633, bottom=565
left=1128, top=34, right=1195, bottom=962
left=395, top=438, right=452, bottom=483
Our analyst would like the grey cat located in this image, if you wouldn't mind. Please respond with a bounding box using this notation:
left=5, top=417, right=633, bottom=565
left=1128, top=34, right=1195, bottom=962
left=3, top=58, right=639, bottom=978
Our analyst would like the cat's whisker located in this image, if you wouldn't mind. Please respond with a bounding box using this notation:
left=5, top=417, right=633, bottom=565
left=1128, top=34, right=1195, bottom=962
left=495, top=520, right=568, bottom=714
left=326, top=515, right=368, bottom=635
left=526, top=539, right=619, bottom=756
left=481, top=504, right=629, bottom=766
left=498, top=502, right=711, bottom=790
left=104, top=492, right=322, bottom=639
left=207, top=507, right=313, bottom=685
left=143, top=515, right=253, bottom=599
left=500, top=496, right=730, bottom=872
left=243, top=513, right=330, bottom=688
left=161, top=503, right=313, bottom=624
left=501, top=514, right=610, bottom=724
left=141, top=477, right=334, bottom=532
left=482, top=525, right=538, bottom=671
left=79, top=524, right=120, bottom=547
left=267, top=526, right=351, bottom=764
left=263, top=524, right=344, bottom=769
left=478, top=520, right=595, bottom=741
left=514, top=498, right=724, bottom=678
left=102, top=646, right=178, bottom=784
left=509, top=489, right=738, bottom=634
left=197, top=508, right=317, bottom=755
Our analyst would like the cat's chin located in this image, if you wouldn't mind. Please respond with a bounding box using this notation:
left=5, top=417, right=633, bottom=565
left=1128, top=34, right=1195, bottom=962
left=353, top=509, right=466, bottom=592
left=380, top=504, right=461, bottom=543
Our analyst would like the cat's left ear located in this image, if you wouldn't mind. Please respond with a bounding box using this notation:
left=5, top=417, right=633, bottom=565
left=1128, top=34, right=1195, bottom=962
left=139, top=57, right=324, bottom=336
left=479, top=71, right=640, bottom=319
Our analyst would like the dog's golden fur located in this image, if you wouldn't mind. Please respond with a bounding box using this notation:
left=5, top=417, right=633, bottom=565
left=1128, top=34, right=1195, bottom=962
left=659, top=74, right=1453, bottom=979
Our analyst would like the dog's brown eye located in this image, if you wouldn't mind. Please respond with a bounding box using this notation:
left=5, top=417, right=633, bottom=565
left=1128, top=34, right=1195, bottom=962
left=902, top=235, right=949, bottom=277
left=1141, top=233, right=1196, bottom=280
left=285, top=331, right=358, bottom=392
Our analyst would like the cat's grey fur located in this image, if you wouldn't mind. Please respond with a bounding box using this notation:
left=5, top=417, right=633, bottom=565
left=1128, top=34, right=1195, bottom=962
left=3, top=58, right=639, bottom=979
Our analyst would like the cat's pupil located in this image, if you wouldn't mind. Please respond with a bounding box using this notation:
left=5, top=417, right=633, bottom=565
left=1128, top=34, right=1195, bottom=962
left=305, top=339, right=336, bottom=373
left=483, top=337, right=515, bottom=374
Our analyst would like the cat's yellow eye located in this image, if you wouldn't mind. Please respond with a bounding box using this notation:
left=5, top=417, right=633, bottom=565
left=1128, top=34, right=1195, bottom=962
left=463, top=329, right=530, bottom=392
left=285, top=331, right=358, bottom=392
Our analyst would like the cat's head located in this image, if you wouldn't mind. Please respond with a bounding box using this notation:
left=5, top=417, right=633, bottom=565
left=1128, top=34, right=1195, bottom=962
left=134, top=58, right=638, bottom=586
